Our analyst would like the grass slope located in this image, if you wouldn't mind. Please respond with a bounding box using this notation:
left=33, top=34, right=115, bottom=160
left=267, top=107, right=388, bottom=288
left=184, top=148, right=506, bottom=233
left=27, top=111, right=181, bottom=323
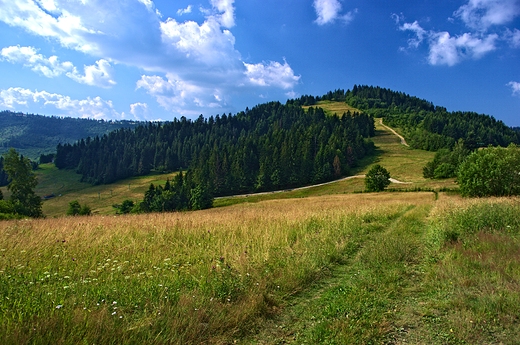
left=33, top=165, right=177, bottom=217
left=1, top=193, right=519, bottom=344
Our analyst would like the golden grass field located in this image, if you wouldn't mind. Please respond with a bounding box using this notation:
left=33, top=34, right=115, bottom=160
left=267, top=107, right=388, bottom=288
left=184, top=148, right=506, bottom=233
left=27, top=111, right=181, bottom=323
left=1, top=102, right=518, bottom=344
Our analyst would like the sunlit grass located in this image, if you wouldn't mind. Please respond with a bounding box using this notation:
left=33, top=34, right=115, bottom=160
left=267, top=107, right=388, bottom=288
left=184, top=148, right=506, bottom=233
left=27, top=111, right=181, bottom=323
left=34, top=165, right=178, bottom=217
left=0, top=193, right=434, bottom=344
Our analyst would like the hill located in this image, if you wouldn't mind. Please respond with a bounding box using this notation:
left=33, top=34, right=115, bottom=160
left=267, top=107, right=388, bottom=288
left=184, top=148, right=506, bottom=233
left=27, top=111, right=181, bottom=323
left=0, top=110, right=141, bottom=160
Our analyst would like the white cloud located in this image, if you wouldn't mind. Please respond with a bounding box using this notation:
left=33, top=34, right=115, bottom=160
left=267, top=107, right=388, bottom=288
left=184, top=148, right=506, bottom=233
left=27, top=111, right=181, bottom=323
left=508, top=81, right=520, bottom=96
left=313, top=0, right=356, bottom=25
left=0, top=1, right=101, bottom=54
left=505, top=28, right=520, bottom=47
left=399, top=21, right=427, bottom=48
left=454, top=0, right=520, bottom=31
left=0, top=0, right=300, bottom=119
left=398, top=19, right=498, bottom=66
left=160, top=17, right=240, bottom=68
left=67, top=59, right=116, bottom=88
left=129, top=102, right=151, bottom=121
left=137, top=0, right=154, bottom=12
left=1, top=45, right=115, bottom=88
left=428, top=32, right=498, bottom=66
left=244, top=60, right=301, bottom=89
left=0, top=87, right=121, bottom=119
left=136, top=74, right=224, bottom=116
left=209, top=0, right=235, bottom=28
left=177, top=5, right=192, bottom=16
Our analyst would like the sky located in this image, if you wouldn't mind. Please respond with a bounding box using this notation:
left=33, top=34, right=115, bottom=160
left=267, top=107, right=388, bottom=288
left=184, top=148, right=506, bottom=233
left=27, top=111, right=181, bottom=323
left=0, top=0, right=519, bottom=126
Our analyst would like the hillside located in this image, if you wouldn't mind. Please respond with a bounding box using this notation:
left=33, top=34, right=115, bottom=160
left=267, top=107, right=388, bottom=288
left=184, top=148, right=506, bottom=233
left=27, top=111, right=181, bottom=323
left=1, top=98, right=519, bottom=344
left=0, top=110, right=141, bottom=160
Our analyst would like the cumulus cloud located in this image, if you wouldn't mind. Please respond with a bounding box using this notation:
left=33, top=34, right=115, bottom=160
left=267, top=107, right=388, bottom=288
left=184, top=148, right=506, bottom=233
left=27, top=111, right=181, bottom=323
left=313, top=0, right=356, bottom=25
left=508, top=81, right=520, bottom=96
left=244, top=61, right=301, bottom=89
left=396, top=0, right=520, bottom=67
left=454, top=0, right=520, bottom=31
left=0, top=87, right=121, bottom=119
left=1, top=45, right=116, bottom=87
left=0, top=0, right=300, bottom=119
left=209, top=0, right=235, bottom=28
left=129, top=102, right=151, bottom=121
left=136, top=74, right=225, bottom=116
left=428, top=32, right=498, bottom=66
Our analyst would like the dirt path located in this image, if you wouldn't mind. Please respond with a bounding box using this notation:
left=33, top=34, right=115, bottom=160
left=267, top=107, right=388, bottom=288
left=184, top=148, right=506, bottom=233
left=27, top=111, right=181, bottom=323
left=244, top=204, right=431, bottom=344
left=379, top=118, right=409, bottom=147
left=217, top=120, right=412, bottom=200
left=217, top=175, right=410, bottom=199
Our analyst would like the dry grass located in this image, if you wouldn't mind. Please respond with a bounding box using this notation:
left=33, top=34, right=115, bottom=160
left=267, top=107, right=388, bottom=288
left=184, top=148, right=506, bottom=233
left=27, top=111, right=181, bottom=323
left=302, top=100, right=361, bottom=116
left=0, top=193, right=434, bottom=344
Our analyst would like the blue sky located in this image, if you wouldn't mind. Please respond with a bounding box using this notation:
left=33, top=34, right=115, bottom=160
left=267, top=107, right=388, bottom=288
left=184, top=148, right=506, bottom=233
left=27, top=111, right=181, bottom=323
left=0, top=0, right=519, bottom=126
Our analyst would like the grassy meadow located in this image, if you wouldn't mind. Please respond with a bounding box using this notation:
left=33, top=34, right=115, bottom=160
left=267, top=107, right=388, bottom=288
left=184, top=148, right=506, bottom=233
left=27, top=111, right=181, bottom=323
left=1, top=102, right=518, bottom=343
left=1, top=194, right=519, bottom=344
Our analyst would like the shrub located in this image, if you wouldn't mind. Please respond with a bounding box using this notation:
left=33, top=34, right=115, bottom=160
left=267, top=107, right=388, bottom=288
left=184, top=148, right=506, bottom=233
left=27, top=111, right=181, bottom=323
left=457, top=144, right=520, bottom=197
left=365, top=165, right=391, bottom=192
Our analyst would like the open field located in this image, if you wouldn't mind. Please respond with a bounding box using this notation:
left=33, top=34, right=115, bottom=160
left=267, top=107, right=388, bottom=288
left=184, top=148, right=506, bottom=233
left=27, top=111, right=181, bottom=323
left=1, top=193, right=519, bottom=344
left=34, top=166, right=176, bottom=217
left=302, top=100, right=361, bottom=116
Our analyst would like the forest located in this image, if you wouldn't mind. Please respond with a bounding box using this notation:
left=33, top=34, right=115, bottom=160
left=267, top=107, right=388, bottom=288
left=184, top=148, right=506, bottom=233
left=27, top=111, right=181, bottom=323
left=55, top=101, right=375, bottom=196
left=0, top=110, right=140, bottom=159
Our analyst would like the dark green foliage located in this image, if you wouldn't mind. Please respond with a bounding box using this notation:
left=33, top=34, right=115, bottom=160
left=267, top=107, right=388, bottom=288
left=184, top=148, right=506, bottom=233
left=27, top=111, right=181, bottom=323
left=423, top=140, right=471, bottom=179
left=67, top=200, right=91, bottom=216
left=113, top=200, right=135, bottom=214
left=0, top=110, right=140, bottom=160
left=345, top=85, right=519, bottom=151
left=457, top=144, right=520, bottom=197
left=56, top=101, right=375, bottom=196
left=0, top=157, right=9, bottom=187
left=2, top=148, right=42, bottom=218
left=365, top=165, right=391, bottom=192
left=138, top=172, right=213, bottom=213
left=39, top=153, right=54, bottom=164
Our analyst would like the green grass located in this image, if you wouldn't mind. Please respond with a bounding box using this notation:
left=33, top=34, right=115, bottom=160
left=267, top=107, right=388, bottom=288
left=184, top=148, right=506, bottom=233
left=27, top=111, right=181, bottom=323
left=33, top=165, right=178, bottom=217
left=0, top=194, right=431, bottom=344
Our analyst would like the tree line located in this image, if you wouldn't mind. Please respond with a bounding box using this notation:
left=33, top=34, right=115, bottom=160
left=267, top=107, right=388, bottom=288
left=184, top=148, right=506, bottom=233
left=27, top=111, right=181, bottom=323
left=339, top=85, right=519, bottom=151
left=56, top=101, right=375, bottom=197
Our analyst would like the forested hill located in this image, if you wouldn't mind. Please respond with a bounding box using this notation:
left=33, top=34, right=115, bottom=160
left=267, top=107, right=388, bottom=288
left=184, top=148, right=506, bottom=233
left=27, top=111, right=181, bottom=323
left=56, top=101, right=375, bottom=195
left=345, top=85, right=519, bottom=150
left=291, top=86, right=519, bottom=151
left=0, top=111, right=141, bottom=159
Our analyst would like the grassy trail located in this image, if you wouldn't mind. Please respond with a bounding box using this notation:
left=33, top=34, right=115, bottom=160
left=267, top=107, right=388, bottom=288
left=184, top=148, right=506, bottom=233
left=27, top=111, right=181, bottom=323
left=245, top=201, right=434, bottom=344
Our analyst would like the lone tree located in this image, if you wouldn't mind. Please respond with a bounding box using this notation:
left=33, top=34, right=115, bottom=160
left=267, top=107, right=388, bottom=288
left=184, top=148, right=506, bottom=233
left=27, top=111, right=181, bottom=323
left=365, top=164, right=391, bottom=192
left=3, top=148, right=43, bottom=218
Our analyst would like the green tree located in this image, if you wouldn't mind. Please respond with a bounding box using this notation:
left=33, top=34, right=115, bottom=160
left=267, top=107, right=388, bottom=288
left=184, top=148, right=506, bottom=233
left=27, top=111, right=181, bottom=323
left=114, top=199, right=135, bottom=214
left=67, top=200, right=81, bottom=216
left=67, top=200, right=91, bottom=216
left=3, top=148, right=42, bottom=217
left=457, top=144, right=520, bottom=197
left=365, top=164, right=391, bottom=192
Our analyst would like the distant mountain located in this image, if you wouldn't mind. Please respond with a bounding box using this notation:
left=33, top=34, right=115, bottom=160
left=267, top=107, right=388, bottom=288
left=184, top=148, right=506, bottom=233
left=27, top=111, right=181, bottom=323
left=0, top=110, right=143, bottom=160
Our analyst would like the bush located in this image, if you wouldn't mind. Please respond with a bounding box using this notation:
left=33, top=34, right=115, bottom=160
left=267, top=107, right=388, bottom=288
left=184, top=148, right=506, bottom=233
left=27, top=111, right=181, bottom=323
left=457, top=144, right=520, bottom=197
left=67, top=200, right=91, bottom=216
left=365, top=165, right=391, bottom=192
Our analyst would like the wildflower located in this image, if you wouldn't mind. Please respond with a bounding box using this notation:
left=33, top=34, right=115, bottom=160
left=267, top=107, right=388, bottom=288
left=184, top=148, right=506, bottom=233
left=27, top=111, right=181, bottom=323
left=112, top=311, right=117, bottom=315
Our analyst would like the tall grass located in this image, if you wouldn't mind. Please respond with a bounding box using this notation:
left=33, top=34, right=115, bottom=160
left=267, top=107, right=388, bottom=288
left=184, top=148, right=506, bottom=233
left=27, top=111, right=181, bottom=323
left=0, top=193, right=432, bottom=344
left=400, top=197, right=520, bottom=344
